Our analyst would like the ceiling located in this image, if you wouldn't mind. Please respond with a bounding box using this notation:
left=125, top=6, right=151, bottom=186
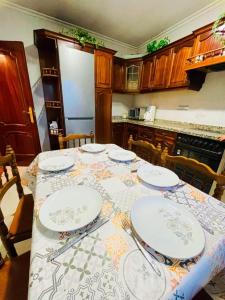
left=10, top=0, right=215, bottom=46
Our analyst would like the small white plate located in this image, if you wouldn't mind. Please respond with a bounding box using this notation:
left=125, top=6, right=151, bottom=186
left=81, top=143, right=105, bottom=153
left=39, top=156, right=74, bottom=172
left=137, top=165, right=179, bottom=188
left=108, top=149, right=136, bottom=162
left=131, top=196, right=205, bottom=260
left=39, top=186, right=103, bottom=232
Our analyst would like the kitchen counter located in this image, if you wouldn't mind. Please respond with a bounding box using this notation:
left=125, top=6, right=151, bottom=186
left=112, top=118, right=225, bottom=141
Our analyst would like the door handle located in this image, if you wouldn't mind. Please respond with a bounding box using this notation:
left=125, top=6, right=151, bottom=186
left=24, top=107, right=34, bottom=124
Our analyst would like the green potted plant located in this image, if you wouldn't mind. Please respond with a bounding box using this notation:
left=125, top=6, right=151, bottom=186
left=212, top=12, right=225, bottom=45
left=147, top=37, right=170, bottom=54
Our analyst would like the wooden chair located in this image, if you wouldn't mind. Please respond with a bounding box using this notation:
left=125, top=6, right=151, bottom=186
left=58, top=132, right=94, bottom=149
left=0, top=251, right=30, bottom=300
left=0, top=145, right=34, bottom=258
left=161, top=147, right=225, bottom=200
left=128, top=135, right=162, bottom=165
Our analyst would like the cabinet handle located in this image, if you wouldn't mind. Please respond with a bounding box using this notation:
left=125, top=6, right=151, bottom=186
left=24, top=106, right=34, bottom=124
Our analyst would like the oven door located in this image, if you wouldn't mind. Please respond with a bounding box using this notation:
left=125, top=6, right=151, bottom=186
left=174, top=145, right=221, bottom=172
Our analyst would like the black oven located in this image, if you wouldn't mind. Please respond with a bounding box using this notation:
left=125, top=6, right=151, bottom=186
left=174, top=133, right=224, bottom=192
left=174, top=133, right=224, bottom=171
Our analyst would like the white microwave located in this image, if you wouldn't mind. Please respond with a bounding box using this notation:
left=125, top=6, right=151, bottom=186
left=128, top=107, right=146, bottom=120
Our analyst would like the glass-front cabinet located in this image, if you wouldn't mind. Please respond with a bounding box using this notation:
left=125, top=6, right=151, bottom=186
left=125, top=59, right=142, bottom=93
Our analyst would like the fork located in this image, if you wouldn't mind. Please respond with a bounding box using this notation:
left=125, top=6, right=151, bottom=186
left=121, top=218, right=161, bottom=276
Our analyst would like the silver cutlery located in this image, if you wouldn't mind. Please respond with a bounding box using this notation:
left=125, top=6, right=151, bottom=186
left=121, top=219, right=161, bottom=276
left=48, top=217, right=109, bottom=262
left=167, top=182, right=186, bottom=193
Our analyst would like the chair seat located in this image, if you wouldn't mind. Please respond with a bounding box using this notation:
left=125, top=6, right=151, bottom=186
left=0, top=251, right=30, bottom=300
left=9, top=194, right=34, bottom=242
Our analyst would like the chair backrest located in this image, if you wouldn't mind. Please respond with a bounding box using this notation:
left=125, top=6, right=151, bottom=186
left=161, top=147, right=225, bottom=200
left=128, top=135, right=162, bottom=165
left=58, top=132, right=95, bottom=149
left=0, top=145, right=24, bottom=200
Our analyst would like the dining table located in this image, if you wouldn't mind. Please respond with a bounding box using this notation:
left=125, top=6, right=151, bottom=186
left=22, top=144, right=225, bottom=300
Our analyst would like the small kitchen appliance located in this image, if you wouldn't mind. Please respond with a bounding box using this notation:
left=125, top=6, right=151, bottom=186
left=128, top=107, right=147, bottom=120
left=144, top=105, right=156, bottom=122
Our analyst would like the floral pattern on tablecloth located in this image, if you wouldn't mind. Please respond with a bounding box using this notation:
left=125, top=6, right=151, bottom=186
left=23, top=144, right=225, bottom=300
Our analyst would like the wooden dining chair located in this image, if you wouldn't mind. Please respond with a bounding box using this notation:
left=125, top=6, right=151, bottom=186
left=58, top=131, right=95, bottom=149
left=0, top=250, right=30, bottom=300
left=0, top=145, right=34, bottom=258
left=161, top=147, right=225, bottom=200
left=128, top=135, right=162, bottom=165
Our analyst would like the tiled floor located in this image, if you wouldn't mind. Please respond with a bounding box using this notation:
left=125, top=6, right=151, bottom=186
left=0, top=167, right=32, bottom=257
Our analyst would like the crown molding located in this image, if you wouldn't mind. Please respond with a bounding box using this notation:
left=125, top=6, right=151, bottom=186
left=139, top=0, right=225, bottom=50
left=0, top=0, right=137, bottom=51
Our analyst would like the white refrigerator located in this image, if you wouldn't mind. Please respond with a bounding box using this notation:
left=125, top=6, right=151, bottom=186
left=58, top=40, right=95, bottom=135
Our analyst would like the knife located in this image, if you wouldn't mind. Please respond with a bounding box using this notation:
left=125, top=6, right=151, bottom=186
left=47, top=217, right=109, bottom=262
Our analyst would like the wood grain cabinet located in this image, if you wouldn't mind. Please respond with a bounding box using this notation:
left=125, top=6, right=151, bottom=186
left=138, top=126, right=155, bottom=143
left=154, top=129, right=177, bottom=154
left=168, top=37, right=195, bottom=88
left=112, top=123, right=125, bottom=147
left=113, top=57, right=125, bottom=92
left=140, top=57, right=155, bottom=91
left=152, top=48, right=172, bottom=89
left=95, top=49, right=113, bottom=89
left=95, top=89, right=112, bottom=144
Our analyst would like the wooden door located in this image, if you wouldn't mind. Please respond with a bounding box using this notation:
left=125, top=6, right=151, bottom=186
left=95, top=88, right=112, bottom=143
left=0, top=41, right=41, bottom=165
left=168, top=39, right=194, bottom=88
left=154, top=129, right=177, bottom=154
left=95, top=50, right=113, bottom=89
left=112, top=123, right=125, bottom=147
left=113, top=58, right=125, bottom=92
left=140, top=57, right=155, bottom=91
left=152, top=49, right=172, bottom=89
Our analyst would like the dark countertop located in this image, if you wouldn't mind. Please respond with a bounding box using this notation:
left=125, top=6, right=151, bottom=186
left=112, top=118, right=225, bottom=141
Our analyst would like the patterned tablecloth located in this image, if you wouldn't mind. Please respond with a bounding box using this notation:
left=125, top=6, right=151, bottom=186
left=23, top=144, right=225, bottom=300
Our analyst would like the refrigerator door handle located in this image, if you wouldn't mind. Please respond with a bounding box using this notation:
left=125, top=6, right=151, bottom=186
left=66, top=117, right=94, bottom=120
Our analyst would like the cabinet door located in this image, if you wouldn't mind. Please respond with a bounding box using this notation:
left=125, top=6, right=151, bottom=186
left=95, top=50, right=113, bottom=89
left=193, top=24, right=223, bottom=55
left=169, top=39, right=194, bottom=88
left=124, top=124, right=139, bottom=148
left=154, top=129, right=177, bottom=154
left=95, top=88, right=112, bottom=143
left=138, top=126, right=155, bottom=143
left=112, top=123, right=125, bottom=147
left=113, top=59, right=125, bottom=92
left=152, top=49, right=172, bottom=89
left=140, top=57, right=155, bottom=91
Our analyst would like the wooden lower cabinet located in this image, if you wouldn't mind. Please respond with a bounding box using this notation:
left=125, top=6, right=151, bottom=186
left=154, top=129, right=177, bottom=154
left=95, top=88, right=112, bottom=144
left=112, top=123, right=125, bottom=147
left=112, top=123, right=177, bottom=154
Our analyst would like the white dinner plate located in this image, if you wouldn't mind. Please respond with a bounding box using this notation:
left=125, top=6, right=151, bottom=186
left=81, top=143, right=105, bottom=153
left=131, top=196, right=205, bottom=259
left=137, top=165, right=179, bottom=188
left=108, top=149, right=136, bottom=162
left=38, top=156, right=74, bottom=172
left=39, top=186, right=103, bottom=232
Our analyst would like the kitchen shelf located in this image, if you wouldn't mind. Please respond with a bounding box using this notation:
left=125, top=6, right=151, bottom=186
left=42, top=67, right=59, bottom=77
left=45, top=100, right=61, bottom=109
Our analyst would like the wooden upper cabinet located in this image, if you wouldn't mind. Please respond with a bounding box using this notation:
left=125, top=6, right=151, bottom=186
left=152, top=48, right=172, bottom=89
left=168, top=38, right=194, bottom=88
left=192, top=23, right=223, bottom=56
left=140, top=57, right=155, bottom=91
left=95, top=49, right=113, bottom=89
left=125, top=59, right=142, bottom=92
left=113, top=57, right=125, bottom=92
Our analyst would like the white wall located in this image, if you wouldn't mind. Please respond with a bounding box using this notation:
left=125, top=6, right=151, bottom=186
left=0, top=1, right=135, bottom=149
left=134, top=71, right=225, bottom=126
left=112, top=94, right=134, bottom=116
